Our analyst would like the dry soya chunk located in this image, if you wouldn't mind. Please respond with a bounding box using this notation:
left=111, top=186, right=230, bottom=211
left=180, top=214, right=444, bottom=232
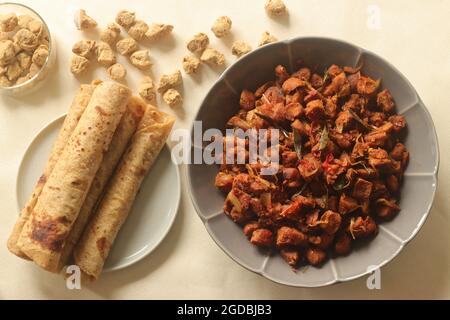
left=70, top=54, right=89, bottom=74
left=265, top=0, right=288, bottom=17
left=211, top=16, right=232, bottom=38
left=115, top=10, right=136, bottom=29
left=145, top=23, right=173, bottom=41
left=163, top=88, right=182, bottom=107
left=107, top=63, right=127, bottom=81
left=0, top=40, right=16, bottom=66
left=130, top=50, right=152, bottom=70
left=100, top=23, right=120, bottom=45
left=16, top=51, right=31, bottom=70
left=138, top=76, right=156, bottom=104
left=127, top=20, right=148, bottom=41
left=259, top=31, right=278, bottom=46
left=157, top=70, right=182, bottom=93
left=116, top=37, right=137, bottom=55
left=187, top=32, right=209, bottom=53
left=74, top=9, right=97, bottom=30
left=182, top=55, right=201, bottom=74
left=28, top=19, right=44, bottom=38
left=0, top=31, right=8, bottom=41
left=95, top=42, right=116, bottom=66
left=28, top=62, right=40, bottom=77
left=200, top=47, right=225, bottom=66
left=231, top=40, right=252, bottom=58
left=13, top=29, right=39, bottom=52
left=72, top=40, right=96, bottom=58
left=0, top=75, right=11, bottom=86
left=0, top=13, right=18, bottom=32
left=32, top=45, right=49, bottom=67
left=6, top=60, right=22, bottom=81
left=17, top=14, right=33, bottom=29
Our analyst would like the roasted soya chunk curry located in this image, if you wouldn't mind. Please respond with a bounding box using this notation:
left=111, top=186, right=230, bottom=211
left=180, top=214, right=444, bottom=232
left=215, top=63, right=409, bottom=268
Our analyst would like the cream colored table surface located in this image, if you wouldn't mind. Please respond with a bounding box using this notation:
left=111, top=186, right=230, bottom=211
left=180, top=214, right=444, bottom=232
left=0, top=0, right=449, bottom=300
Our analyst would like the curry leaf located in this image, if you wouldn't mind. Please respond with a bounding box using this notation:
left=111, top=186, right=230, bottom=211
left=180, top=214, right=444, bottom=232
left=348, top=109, right=377, bottom=131
left=293, top=128, right=302, bottom=160
left=318, top=126, right=329, bottom=151
left=332, top=173, right=350, bottom=191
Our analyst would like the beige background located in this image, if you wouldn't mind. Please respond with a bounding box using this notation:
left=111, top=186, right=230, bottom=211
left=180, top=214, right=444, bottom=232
left=0, top=0, right=449, bottom=299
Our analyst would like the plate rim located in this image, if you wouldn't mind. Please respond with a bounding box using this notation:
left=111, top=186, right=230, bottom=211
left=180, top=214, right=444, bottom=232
left=186, top=36, right=440, bottom=288
left=15, top=114, right=181, bottom=273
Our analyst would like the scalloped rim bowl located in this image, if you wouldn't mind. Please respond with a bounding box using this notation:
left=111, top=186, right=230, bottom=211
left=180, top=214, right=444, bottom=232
left=187, top=37, right=439, bottom=287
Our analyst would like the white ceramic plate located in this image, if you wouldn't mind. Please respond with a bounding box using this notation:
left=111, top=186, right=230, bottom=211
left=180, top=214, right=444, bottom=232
left=16, top=115, right=180, bottom=272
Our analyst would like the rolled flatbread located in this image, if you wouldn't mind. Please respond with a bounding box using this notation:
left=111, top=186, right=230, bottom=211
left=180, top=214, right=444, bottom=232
left=16, top=81, right=131, bottom=272
left=58, top=97, right=146, bottom=270
left=74, top=105, right=175, bottom=280
left=7, top=82, right=98, bottom=259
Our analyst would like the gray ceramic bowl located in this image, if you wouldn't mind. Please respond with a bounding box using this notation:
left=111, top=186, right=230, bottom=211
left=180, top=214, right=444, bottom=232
left=187, top=37, right=439, bottom=287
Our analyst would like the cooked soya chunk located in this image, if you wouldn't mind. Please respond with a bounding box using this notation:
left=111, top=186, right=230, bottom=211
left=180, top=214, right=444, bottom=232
left=216, top=62, right=409, bottom=268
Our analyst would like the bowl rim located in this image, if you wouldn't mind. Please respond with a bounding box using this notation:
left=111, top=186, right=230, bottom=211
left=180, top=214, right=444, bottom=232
left=186, top=36, right=440, bottom=288
left=0, top=2, right=54, bottom=91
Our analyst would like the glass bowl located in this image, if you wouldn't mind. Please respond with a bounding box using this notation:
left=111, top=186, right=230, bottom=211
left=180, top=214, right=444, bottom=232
left=0, top=2, right=56, bottom=96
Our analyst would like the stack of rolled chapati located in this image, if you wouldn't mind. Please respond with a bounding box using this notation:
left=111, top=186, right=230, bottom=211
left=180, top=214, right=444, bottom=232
left=7, top=81, right=175, bottom=281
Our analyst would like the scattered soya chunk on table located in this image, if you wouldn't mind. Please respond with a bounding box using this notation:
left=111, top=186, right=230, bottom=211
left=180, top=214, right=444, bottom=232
left=258, top=31, right=278, bottom=46
left=211, top=16, right=232, bottom=38
left=186, top=32, right=209, bottom=53
left=200, top=47, right=225, bottom=66
left=182, top=55, right=201, bottom=74
left=146, top=23, right=173, bottom=41
left=107, top=63, right=127, bottom=81
left=231, top=40, right=252, bottom=58
left=74, top=9, right=97, bottom=30
left=265, top=0, right=288, bottom=17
